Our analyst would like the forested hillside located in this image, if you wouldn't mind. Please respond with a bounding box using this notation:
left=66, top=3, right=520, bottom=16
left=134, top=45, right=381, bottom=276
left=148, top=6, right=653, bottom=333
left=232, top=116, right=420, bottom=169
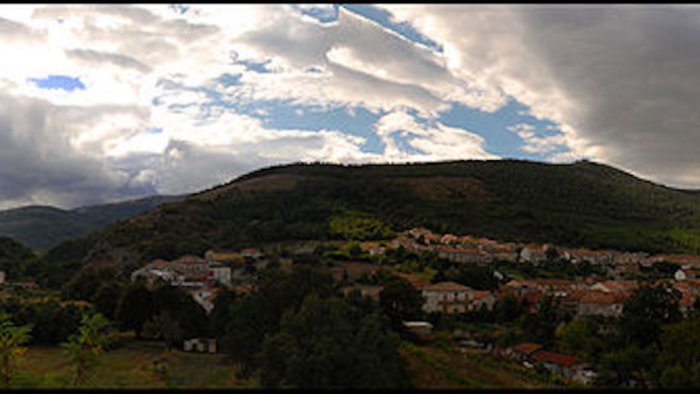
left=41, top=159, right=700, bottom=280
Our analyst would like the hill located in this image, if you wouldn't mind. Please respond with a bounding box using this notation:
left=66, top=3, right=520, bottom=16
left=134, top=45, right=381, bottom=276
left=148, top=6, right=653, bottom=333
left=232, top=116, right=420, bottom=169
left=0, top=195, right=184, bottom=252
left=42, top=159, right=700, bottom=279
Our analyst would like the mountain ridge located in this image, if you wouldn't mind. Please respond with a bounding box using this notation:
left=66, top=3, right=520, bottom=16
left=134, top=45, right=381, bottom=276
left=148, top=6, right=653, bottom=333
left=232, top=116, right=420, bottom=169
left=0, top=194, right=185, bottom=252
left=34, top=159, right=700, bottom=285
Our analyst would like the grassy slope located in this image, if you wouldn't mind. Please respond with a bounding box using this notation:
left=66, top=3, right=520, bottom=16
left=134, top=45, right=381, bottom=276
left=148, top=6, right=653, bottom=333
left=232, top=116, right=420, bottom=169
left=399, top=342, right=560, bottom=389
left=43, top=159, right=700, bottom=275
left=13, top=341, right=250, bottom=389
left=13, top=340, right=557, bottom=389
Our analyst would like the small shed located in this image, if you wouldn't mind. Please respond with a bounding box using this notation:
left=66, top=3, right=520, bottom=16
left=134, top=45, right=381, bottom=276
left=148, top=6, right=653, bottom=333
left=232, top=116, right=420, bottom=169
left=183, top=338, right=217, bottom=354
left=402, top=321, right=434, bottom=337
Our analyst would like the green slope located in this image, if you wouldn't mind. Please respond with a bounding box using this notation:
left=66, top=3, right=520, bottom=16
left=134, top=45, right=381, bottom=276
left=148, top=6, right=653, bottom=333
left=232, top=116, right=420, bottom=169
left=43, top=159, right=700, bottom=277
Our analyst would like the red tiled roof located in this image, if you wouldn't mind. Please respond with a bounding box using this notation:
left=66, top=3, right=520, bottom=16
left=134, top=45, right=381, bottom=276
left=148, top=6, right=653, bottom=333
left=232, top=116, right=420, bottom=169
left=512, top=343, right=543, bottom=356
left=473, top=291, right=492, bottom=300
left=532, top=351, right=580, bottom=367
left=579, top=290, right=627, bottom=305
left=423, top=281, right=473, bottom=292
left=436, top=247, right=481, bottom=254
left=592, top=280, right=638, bottom=293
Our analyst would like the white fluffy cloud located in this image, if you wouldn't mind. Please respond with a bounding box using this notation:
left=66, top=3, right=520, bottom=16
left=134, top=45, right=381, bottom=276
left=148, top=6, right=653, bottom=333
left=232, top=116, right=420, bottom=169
left=3, top=4, right=698, bottom=210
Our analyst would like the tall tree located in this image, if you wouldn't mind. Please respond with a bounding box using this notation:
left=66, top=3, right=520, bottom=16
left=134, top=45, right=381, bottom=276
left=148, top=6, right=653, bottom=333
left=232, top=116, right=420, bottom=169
left=62, top=312, right=112, bottom=386
left=115, top=283, right=153, bottom=338
left=619, top=285, right=681, bottom=349
left=258, top=294, right=408, bottom=389
left=0, top=313, right=32, bottom=388
left=378, top=277, right=424, bottom=330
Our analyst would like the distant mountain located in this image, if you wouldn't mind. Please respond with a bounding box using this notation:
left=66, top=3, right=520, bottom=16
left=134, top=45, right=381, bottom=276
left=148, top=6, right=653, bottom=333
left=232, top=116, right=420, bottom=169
left=41, top=159, right=700, bottom=279
left=0, top=195, right=184, bottom=252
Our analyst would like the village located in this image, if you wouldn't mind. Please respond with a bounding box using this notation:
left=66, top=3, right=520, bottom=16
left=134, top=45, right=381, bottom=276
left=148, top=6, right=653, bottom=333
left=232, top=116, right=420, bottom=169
left=117, top=226, right=700, bottom=386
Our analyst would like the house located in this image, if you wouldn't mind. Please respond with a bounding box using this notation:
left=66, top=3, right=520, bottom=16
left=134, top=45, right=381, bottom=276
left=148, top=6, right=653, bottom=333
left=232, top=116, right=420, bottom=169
left=172, top=255, right=209, bottom=279
left=509, top=342, right=544, bottom=362
left=189, top=288, right=217, bottom=315
left=531, top=350, right=588, bottom=381
left=675, top=268, right=694, bottom=281
left=519, top=244, right=547, bottom=265
left=440, top=234, right=459, bottom=245
left=437, top=247, right=489, bottom=264
left=422, top=282, right=474, bottom=314
left=590, top=280, right=638, bottom=295
left=402, top=321, right=433, bottom=337
left=341, top=284, right=383, bottom=301
left=208, top=263, right=232, bottom=287
left=205, top=250, right=245, bottom=265
left=183, top=338, right=217, bottom=353
left=470, top=290, right=497, bottom=311
left=577, top=290, right=627, bottom=317
left=240, top=248, right=263, bottom=260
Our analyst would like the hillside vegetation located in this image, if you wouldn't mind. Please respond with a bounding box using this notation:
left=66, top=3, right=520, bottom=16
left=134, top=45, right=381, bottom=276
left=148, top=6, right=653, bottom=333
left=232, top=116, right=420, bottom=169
left=43, top=159, right=700, bottom=277
left=0, top=195, right=183, bottom=252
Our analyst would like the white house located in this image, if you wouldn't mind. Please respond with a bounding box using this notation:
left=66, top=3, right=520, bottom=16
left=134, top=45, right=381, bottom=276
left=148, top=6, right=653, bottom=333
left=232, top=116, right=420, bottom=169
left=189, top=288, right=216, bottom=315
left=422, top=282, right=473, bottom=314
left=675, top=269, right=695, bottom=281
left=208, top=264, right=232, bottom=287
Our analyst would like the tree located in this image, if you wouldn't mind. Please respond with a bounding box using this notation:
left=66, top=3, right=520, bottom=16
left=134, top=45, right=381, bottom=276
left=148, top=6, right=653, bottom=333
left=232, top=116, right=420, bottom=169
left=62, top=312, right=112, bottom=386
left=619, top=285, right=681, bottom=349
left=494, top=294, right=524, bottom=324
left=258, top=294, right=408, bottom=389
left=378, top=277, right=424, bottom=330
left=597, top=345, right=656, bottom=387
left=555, top=318, right=604, bottom=360
left=115, top=283, right=153, bottom=338
left=152, top=311, right=184, bottom=352
left=0, top=313, right=32, bottom=388
left=653, top=316, right=700, bottom=387
left=520, top=294, right=561, bottom=345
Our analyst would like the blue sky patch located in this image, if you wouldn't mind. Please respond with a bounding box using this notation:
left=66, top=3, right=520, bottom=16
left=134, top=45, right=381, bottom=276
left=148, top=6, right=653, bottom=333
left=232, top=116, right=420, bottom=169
left=28, top=75, right=85, bottom=92
left=236, top=100, right=386, bottom=154
left=390, top=131, right=425, bottom=155
left=341, top=4, right=443, bottom=53
left=438, top=99, right=566, bottom=161
left=294, top=4, right=340, bottom=24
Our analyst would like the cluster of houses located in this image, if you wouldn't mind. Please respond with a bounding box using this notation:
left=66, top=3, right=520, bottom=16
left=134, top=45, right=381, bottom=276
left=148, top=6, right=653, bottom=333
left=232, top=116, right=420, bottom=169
left=384, top=228, right=700, bottom=279
left=407, top=276, right=700, bottom=319
left=130, top=248, right=266, bottom=314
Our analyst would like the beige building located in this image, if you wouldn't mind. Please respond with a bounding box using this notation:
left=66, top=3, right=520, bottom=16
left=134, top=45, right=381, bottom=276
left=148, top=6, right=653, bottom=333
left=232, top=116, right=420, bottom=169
left=421, top=282, right=473, bottom=314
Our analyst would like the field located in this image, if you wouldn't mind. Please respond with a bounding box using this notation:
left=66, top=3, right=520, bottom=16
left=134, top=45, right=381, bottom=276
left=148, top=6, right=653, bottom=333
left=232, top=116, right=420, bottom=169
left=399, top=341, right=566, bottom=389
left=11, top=340, right=253, bottom=389
left=9, top=337, right=574, bottom=389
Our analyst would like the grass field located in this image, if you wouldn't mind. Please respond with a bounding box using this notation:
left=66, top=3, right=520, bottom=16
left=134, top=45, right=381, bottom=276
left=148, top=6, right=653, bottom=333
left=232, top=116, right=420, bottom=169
left=399, top=341, right=564, bottom=389
left=9, top=337, right=571, bottom=389
left=11, top=340, right=253, bottom=389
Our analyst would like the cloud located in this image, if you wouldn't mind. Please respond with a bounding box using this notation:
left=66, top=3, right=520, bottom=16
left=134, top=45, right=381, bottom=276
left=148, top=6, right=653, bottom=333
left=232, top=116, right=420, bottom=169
left=374, top=109, right=497, bottom=161
left=4, top=3, right=700, bottom=211
left=382, top=4, right=700, bottom=187
left=0, top=93, right=156, bottom=209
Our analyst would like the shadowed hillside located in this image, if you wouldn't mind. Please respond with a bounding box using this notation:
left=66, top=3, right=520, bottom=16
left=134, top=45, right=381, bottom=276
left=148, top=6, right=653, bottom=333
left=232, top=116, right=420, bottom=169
left=0, top=195, right=184, bottom=252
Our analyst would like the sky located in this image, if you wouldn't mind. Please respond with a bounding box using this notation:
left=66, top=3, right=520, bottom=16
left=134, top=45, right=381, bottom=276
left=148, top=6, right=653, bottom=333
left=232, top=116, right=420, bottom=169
left=1, top=4, right=699, bottom=210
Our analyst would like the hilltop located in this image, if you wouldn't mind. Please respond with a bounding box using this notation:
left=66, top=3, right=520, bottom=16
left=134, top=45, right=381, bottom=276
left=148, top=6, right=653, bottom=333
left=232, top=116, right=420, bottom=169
left=42, top=159, right=700, bottom=278
left=0, top=195, right=184, bottom=252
